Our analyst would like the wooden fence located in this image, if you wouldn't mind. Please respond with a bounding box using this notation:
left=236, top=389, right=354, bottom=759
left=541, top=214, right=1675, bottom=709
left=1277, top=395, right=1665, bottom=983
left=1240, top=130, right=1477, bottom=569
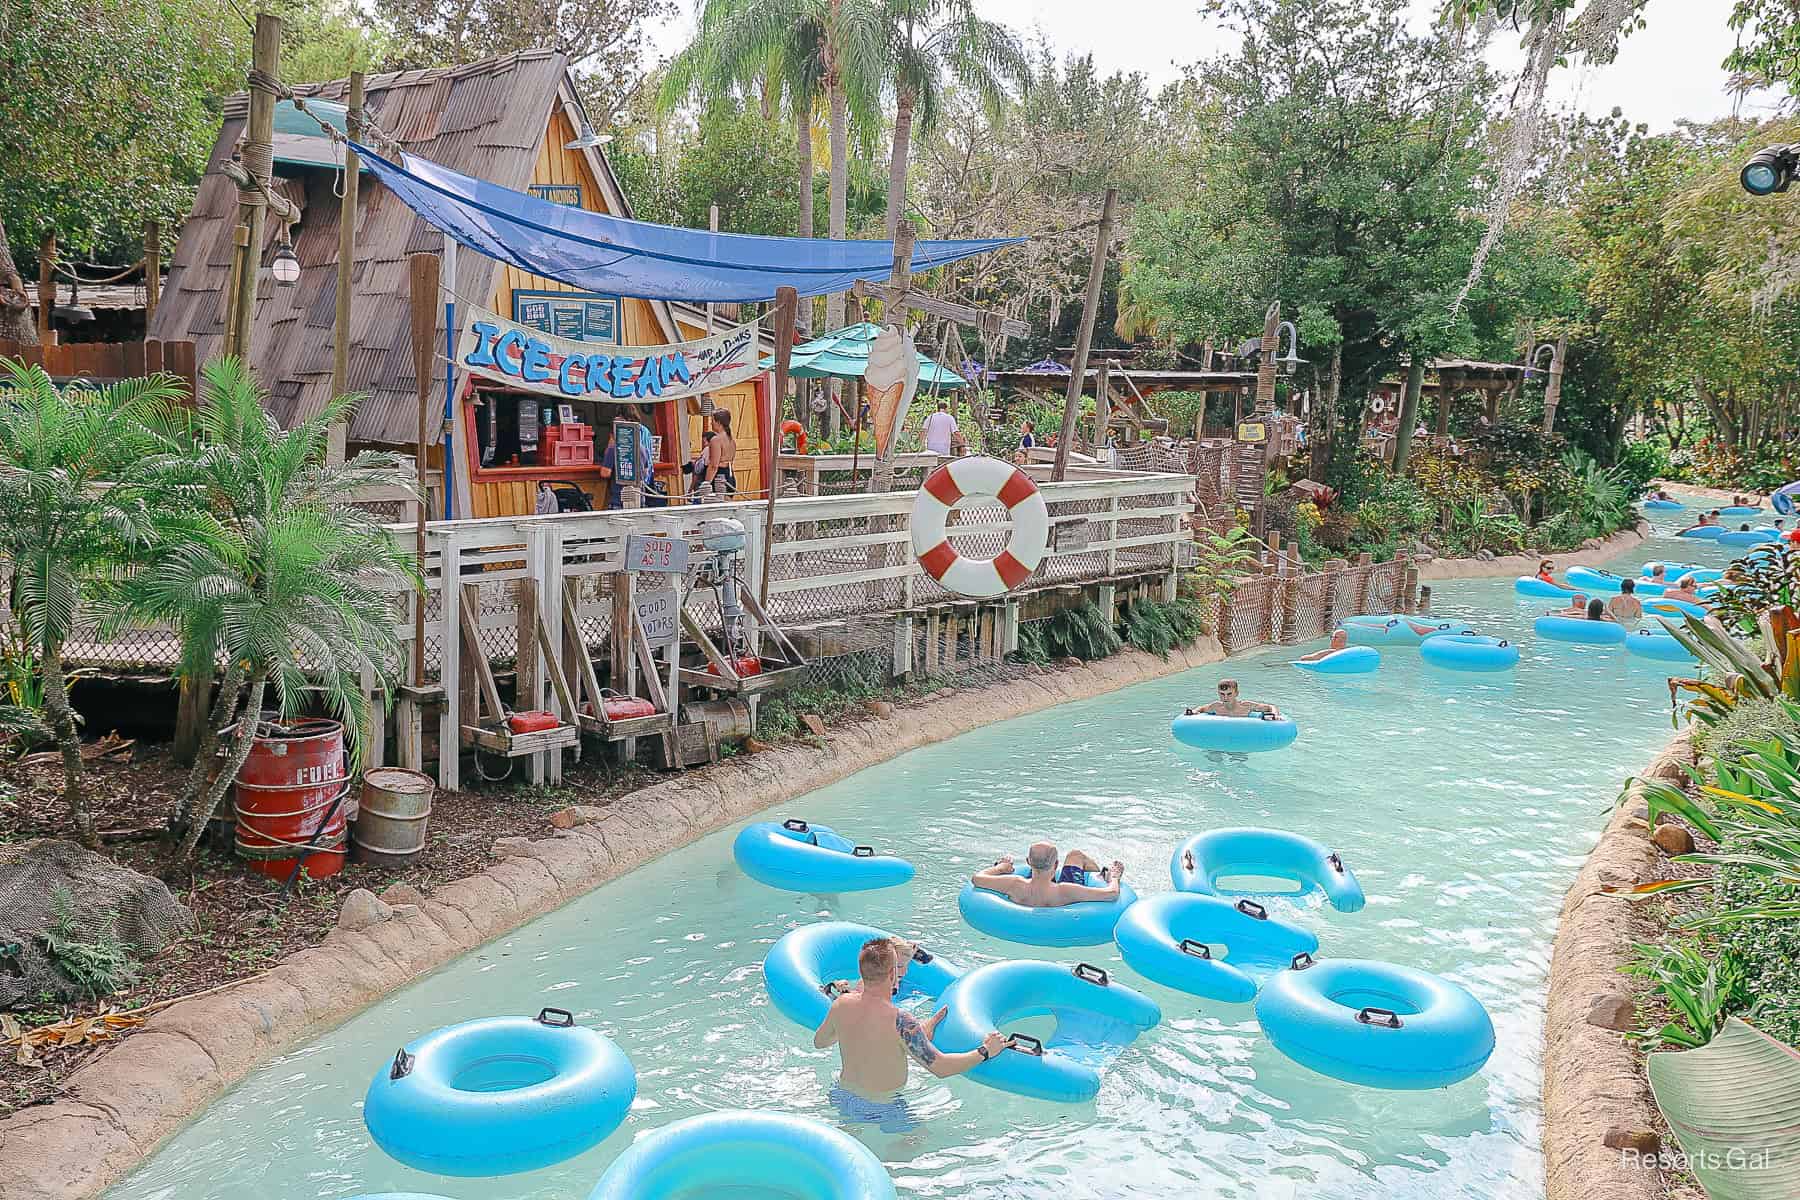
left=1209, top=553, right=1413, bottom=655
left=0, top=337, right=197, bottom=396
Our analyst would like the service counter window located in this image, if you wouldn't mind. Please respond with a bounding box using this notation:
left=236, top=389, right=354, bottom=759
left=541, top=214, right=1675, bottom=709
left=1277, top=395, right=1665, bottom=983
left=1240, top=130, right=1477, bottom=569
left=472, top=387, right=668, bottom=472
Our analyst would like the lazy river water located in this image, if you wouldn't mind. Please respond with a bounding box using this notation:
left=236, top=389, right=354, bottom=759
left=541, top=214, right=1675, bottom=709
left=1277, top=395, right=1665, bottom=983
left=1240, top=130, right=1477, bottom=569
left=108, top=515, right=1728, bottom=1200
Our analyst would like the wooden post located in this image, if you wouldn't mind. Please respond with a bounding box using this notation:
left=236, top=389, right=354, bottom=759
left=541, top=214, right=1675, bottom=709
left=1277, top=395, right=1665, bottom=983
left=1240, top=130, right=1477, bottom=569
left=1054, top=187, right=1117, bottom=482
left=760, top=286, right=798, bottom=608
left=328, top=69, right=364, bottom=465
left=36, top=232, right=53, bottom=344
left=1255, top=301, right=1279, bottom=412
left=1093, top=359, right=1111, bottom=459
left=222, top=224, right=250, bottom=360
left=1542, top=335, right=1568, bottom=434
left=144, top=221, right=161, bottom=323
left=409, top=253, right=439, bottom=685
left=226, top=12, right=283, bottom=368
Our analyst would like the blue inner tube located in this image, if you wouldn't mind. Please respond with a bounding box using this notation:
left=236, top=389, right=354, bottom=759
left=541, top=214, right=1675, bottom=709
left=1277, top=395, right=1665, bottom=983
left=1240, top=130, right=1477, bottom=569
left=1514, top=576, right=1578, bottom=599
left=1534, top=614, right=1627, bottom=645
left=1678, top=525, right=1724, bottom=539
left=1642, top=498, right=1683, bottom=510
left=1720, top=529, right=1780, bottom=547
left=1254, top=958, right=1495, bottom=1090
left=1643, top=597, right=1708, bottom=619
left=585, top=1110, right=895, bottom=1200
left=1170, top=712, right=1298, bottom=753
left=763, top=921, right=962, bottom=1031
left=364, top=1011, right=636, bottom=1176
left=733, top=820, right=915, bottom=893
left=1114, top=893, right=1318, bottom=1003
left=1626, top=629, right=1697, bottom=663
left=1341, top=615, right=1457, bottom=646
left=1171, top=828, right=1365, bottom=913
left=935, top=960, right=1161, bottom=1102
left=1292, top=645, right=1379, bottom=674
left=1642, top=562, right=1712, bottom=580
left=1418, top=633, right=1519, bottom=673
left=1721, top=505, right=1763, bottom=517
left=959, top=863, right=1138, bottom=947
left=1565, top=566, right=1664, bottom=596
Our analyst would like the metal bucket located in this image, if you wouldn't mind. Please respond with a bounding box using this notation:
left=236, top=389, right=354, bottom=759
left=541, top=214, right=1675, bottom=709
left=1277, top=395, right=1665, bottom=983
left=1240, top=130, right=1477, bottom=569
left=689, top=698, right=753, bottom=744
left=351, top=767, right=436, bottom=867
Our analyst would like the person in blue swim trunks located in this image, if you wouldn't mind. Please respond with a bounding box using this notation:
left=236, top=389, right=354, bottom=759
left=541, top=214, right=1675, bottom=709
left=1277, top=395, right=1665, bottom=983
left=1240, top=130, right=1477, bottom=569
left=971, top=842, right=1125, bottom=907
left=815, top=939, right=1006, bottom=1130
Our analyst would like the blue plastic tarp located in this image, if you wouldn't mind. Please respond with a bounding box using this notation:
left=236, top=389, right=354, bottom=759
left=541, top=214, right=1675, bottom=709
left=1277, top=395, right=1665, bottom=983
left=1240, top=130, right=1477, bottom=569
left=352, top=141, right=1023, bottom=304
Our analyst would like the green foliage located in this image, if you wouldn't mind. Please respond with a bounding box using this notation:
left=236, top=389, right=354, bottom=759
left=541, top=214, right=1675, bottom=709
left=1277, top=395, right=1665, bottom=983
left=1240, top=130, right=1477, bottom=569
left=1712, top=856, right=1800, bottom=1045
left=1624, top=939, right=1752, bottom=1050
left=1185, top=525, right=1260, bottom=603
left=37, top=887, right=138, bottom=999
left=1708, top=542, right=1800, bottom=637
left=1726, top=0, right=1800, bottom=94
left=0, top=0, right=240, bottom=263
left=1616, top=440, right=1671, bottom=492
left=1025, top=600, right=1123, bottom=662
left=1121, top=0, right=1495, bottom=473
left=1119, top=597, right=1205, bottom=658
left=613, top=101, right=801, bottom=235
left=1698, top=697, right=1800, bottom=771
left=1145, top=390, right=1211, bottom=439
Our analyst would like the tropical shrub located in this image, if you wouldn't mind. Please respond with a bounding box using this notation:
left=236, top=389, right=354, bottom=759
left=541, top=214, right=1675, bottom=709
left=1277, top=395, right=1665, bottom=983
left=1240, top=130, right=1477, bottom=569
left=0, top=361, right=185, bottom=845
left=109, top=358, right=422, bottom=861
left=1016, top=600, right=1123, bottom=663
left=1617, top=438, right=1673, bottom=492
left=1623, top=939, right=1752, bottom=1050
left=1120, top=597, right=1205, bottom=658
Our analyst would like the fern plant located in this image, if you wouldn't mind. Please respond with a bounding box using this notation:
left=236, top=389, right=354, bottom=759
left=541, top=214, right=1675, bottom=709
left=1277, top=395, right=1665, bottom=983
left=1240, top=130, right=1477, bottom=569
left=1122, top=597, right=1205, bottom=658
left=1039, top=601, right=1122, bottom=661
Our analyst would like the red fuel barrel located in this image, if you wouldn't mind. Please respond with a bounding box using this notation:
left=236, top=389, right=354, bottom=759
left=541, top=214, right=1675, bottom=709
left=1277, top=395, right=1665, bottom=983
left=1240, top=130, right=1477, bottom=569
left=233, top=719, right=350, bottom=880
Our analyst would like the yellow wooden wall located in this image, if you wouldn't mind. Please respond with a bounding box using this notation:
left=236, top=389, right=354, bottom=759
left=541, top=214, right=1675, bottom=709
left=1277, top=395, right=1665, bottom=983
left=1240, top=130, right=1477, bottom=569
left=488, top=109, right=664, bottom=342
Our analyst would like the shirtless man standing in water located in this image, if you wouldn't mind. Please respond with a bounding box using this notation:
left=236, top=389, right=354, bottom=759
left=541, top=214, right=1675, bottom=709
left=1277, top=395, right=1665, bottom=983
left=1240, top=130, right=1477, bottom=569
left=813, top=939, right=1005, bottom=1127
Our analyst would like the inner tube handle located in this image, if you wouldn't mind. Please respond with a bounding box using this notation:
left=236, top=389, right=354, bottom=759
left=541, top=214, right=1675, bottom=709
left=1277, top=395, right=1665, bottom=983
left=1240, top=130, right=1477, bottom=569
left=1178, top=938, right=1213, bottom=960
left=820, top=980, right=846, bottom=999
left=911, top=945, right=934, bottom=964
left=1497, top=639, right=1510, bottom=647
left=1006, top=1032, right=1044, bottom=1056
left=1182, top=849, right=1196, bottom=871
left=535, top=1007, right=575, bottom=1027
left=852, top=845, right=875, bottom=857
left=1290, top=951, right=1316, bottom=971
left=1073, top=962, right=1110, bottom=986
left=782, top=818, right=809, bottom=832
left=1326, top=852, right=1345, bottom=874
left=1235, top=898, right=1268, bottom=920
left=389, top=1048, right=414, bottom=1080
left=1357, top=1006, right=1404, bottom=1029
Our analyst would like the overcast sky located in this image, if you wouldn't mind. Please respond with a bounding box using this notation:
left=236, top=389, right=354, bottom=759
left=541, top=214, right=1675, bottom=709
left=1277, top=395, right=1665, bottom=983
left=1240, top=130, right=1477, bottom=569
left=651, top=0, right=1775, bottom=133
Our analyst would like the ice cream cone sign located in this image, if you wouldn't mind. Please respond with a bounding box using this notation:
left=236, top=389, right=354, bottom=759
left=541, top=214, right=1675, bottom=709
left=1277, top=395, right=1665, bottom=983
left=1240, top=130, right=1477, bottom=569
left=865, top=324, right=919, bottom=459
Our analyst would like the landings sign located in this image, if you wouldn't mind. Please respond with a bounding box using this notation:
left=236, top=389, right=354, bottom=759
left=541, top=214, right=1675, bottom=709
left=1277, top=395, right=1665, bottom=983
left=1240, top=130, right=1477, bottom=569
left=457, top=302, right=764, bottom=403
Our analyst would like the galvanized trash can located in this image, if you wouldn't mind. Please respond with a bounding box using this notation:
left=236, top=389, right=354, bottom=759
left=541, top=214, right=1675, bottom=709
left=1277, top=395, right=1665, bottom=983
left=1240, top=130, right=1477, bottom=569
left=350, top=767, right=436, bottom=868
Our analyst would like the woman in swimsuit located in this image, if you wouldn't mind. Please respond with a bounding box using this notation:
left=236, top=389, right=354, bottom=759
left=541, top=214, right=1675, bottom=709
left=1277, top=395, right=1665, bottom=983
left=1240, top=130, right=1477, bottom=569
left=700, top=409, right=737, bottom=498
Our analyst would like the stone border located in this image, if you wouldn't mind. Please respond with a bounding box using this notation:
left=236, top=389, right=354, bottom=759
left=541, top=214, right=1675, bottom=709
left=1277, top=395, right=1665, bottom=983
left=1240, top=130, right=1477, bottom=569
left=1541, top=728, right=1694, bottom=1200
left=1, top=638, right=1226, bottom=1200
left=1416, top=521, right=1650, bottom=583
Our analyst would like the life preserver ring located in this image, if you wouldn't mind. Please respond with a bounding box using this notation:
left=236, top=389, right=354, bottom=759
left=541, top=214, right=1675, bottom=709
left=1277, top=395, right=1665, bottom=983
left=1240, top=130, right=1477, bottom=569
left=910, top=456, right=1049, bottom=598
left=779, top=419, right=808, bottom=454
left=1368, top=396, right=1388, bottom=414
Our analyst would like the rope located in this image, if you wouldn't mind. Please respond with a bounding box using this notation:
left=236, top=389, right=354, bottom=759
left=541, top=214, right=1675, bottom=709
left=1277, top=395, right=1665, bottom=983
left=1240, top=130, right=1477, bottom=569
left=52, top=258, right=145, bottom=285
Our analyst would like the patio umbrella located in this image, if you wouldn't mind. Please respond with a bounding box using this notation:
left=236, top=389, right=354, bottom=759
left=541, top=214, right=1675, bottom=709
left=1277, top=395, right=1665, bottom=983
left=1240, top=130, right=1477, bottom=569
left=761, top=322, right=969, bottom=388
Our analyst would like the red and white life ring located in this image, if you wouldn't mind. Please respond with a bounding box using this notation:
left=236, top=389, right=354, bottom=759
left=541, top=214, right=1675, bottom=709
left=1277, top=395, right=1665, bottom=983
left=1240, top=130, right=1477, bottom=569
left=780, top=419, right=808, bottom=454
left=910, top=456, right=1050, bottom=598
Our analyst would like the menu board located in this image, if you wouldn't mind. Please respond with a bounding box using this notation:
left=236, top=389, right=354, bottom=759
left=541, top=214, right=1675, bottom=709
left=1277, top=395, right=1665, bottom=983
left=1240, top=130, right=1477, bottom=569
left=511, top=290, right=620, bottom=345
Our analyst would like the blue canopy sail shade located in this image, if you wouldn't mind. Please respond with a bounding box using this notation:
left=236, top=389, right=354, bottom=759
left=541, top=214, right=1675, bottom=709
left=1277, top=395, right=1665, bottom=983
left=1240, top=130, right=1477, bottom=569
left=352, top=142, right=1022, bottom=304
left=761, top=323, right=969, bottom=387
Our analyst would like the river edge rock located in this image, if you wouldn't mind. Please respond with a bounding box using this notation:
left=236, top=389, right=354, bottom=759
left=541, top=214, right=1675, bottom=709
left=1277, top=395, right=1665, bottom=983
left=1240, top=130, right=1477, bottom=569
left=0, top=636, right=1228, bottom=1200
left=1541, top=728, right=1694, bottom=1200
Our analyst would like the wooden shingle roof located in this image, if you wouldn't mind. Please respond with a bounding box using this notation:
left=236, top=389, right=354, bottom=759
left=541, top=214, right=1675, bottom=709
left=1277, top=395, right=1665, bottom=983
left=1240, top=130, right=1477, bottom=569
left=149, top=51, right=570, bottom=447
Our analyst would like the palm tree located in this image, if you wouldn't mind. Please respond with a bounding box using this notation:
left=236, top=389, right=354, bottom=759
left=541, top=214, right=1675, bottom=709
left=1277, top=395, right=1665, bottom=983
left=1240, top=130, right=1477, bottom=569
left=662, top=0, right=885, bottom=433
left=0, top=360, right=184, bottom=845
left=880, top=0, right=1028, bottom=239
left=109, top=358, right=421, bottom=862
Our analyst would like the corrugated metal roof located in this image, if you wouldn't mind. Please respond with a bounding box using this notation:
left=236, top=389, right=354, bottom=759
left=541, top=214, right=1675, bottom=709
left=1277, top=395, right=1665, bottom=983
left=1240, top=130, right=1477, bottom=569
left=149, top=51, right=572, bottom=446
